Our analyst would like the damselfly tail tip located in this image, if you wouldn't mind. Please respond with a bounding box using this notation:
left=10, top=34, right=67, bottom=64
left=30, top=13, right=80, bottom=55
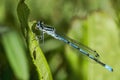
left=105, top=65, right=113, bottom=72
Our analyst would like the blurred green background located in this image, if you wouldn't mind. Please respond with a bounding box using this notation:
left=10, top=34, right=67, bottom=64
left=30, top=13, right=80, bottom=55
left=0, top=0, right=120, bottom=80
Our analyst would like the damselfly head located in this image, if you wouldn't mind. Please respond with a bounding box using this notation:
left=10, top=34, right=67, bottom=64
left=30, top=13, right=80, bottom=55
left=36, top=21, right=44, bottom=30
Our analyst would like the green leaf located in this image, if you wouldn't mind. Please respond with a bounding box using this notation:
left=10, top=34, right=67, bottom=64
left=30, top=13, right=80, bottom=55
left=28, top=21, right=53, bottom=80
left=17, top=0, right=53, bottom=79
left=17, top=0, right=30, bottom=37
left=2, top=30, right=29, bottom=80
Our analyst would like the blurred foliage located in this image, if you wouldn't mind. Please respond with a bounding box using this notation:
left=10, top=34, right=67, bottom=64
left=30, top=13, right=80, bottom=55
left=2, top=30, right=29, bottom=80
left=0, top=0, right=120, bottom=80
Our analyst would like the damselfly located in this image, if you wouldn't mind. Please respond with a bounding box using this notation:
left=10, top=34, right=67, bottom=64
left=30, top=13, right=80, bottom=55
left=32, top=21, right=113, bottom=72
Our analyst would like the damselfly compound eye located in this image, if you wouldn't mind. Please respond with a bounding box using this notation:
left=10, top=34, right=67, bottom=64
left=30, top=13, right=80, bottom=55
left=36, top=21, right=40, bottom=27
